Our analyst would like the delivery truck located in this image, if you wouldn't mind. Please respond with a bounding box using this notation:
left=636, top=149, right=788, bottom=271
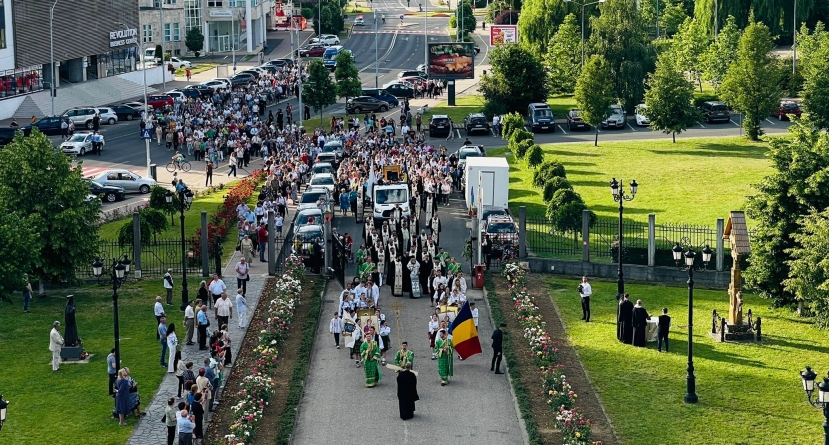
left=464, top=157, right=509, bottom=212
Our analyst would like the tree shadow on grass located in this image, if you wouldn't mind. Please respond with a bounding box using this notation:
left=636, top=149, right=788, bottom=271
left=693, top=341, right=789, bottom=371
left=545, top=149, right=603, bottom=158
left=644, top=142, right=768, bottom=160
left=567, top=169, right=603, bottom=176
left=589, top=204, right=665, bottom=216
left=571, top=179, right=612, bottom=188
left=758, top=335, right=829, bottom=356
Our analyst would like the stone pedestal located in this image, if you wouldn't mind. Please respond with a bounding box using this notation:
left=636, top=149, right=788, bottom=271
left=60, top=340, right=84, bottom=361
left=724, top=322, right=755, bottom=342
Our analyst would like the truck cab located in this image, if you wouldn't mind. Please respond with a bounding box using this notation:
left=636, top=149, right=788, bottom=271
left=372, top=183, right=410, bottom=223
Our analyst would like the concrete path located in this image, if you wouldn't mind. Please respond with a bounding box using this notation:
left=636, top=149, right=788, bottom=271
left=294, top=283, right=524, bottom=445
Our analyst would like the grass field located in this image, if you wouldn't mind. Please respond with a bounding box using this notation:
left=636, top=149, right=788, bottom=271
left=546, top=277, right=826, bottom=445
left=490, top=137, right=771, bottom=226
left=424, top=95, right=486, bottom=123
left=174, top=62, right=218, bottom=77
left=0, top=282, right=169, bottom=444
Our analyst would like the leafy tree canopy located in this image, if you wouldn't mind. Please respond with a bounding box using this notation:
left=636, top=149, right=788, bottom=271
left=479, top=45, right=550, bottom=115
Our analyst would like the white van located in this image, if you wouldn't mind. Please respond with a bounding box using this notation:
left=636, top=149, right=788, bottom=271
left=144, top=48, right=160, bottom=64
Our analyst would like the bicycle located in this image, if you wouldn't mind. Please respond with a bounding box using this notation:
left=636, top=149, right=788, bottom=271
left=166, top=160, right=192, bottom=173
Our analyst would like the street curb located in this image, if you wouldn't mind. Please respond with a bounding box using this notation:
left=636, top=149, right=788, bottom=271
left=481, top=285, right=531, bottom=445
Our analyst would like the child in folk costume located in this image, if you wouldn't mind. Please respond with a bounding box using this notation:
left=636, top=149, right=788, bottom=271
left=428, top=314, right=440, bottom=359
left=379, top=320, right=392, bottom=365
left=351, top=318, right=363, bottom=366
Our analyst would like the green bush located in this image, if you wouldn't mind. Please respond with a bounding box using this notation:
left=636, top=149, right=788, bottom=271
left=116, top=207, right=169, bottom=247
left=500, top=112, right=525, bottom=140
left=532, top=160, right=566, bottom=188
left=542, top=176, right=573, bottom=203
left=482, top=100, right=507, bottom=120
left=526, top=144, right=544, bottom=168
left=545, top=188, right=594, bottom=233
left=509, top=128, right=534, bottom=157
left=515, top=139, right=534, bottom=159
left=449, top=16, right=457, bottom=28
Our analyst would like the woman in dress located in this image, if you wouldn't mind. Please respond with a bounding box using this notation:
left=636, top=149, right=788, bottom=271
left=166, top=323, right=178, bottom=373
left=114, top=368, right=131, bottom=426
left=240, top=234, right=254, bottom=264
left=174, top=351, right=186, bottom=398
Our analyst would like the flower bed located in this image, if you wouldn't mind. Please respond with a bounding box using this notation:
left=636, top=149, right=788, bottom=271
left=222, top=254, right=306, bottom=445
left=502, top=261, right=600, bottom=445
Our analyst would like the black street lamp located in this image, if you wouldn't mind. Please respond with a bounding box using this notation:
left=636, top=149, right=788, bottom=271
left=0, top=394, right=8, bottom=431
left=166, top=187, right=194, bottom=312
left=800, top=366, right=829, bottom=445
left=610, top=178, right=638, bottom=299
left=91, top=255, right=131, bottom=395
left=671, top=243, right=712, bottom=404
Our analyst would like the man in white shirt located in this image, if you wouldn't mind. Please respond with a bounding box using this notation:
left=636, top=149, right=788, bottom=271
left=215, top=292, right=234, bottom=329
left=470, top=302, right=479, bottom=328
left=208, top=275, right=227, bottom=309
left=235, top=289, right=248, bottom=329
left=579, top=276, right=593, bottom=322
left=154, top=296, right=165, bottom=339
left=49, top=321, right=65, bottom=371
left=338, top=284, right=354, bottom=316
left=329, top=312, right=342, bottom=349
left=370, top=281, right=380, bottom=308
left=183, top=300, right=196, bottom=345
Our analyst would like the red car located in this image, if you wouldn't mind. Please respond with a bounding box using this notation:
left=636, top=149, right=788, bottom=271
left=770, top=101, right=802, bottom=121
left=297, top=44, right=328, bottom=57
left=146, top=94, right=174, bottom=110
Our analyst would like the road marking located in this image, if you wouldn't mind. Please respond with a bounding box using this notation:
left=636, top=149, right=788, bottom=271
left=626, top=123, right=637, bottom=131
left=696, top=122, right=706, bottom=128
left=730, top=119, right=740, bottom=127
left=557, top=124, right=568, bottom=134
left=764, top=118, right=775, bottom=125
left=359, top=31, right=399, bottom=73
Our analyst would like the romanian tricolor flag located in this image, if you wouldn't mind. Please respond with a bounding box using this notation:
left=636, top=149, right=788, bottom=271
left=449, top=301, right=483, bottom=359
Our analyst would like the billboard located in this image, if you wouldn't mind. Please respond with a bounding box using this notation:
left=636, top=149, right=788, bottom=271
left=427, top=43, right=475, bottom=80
left=490, top=25, right=518, bottom=46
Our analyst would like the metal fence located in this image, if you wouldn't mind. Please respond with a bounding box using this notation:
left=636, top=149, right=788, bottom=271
left=332, top=235, right=348, bottom=287
left=77, top=239, right=204, bottom=280
left=525, top=217, right=582, bottom=259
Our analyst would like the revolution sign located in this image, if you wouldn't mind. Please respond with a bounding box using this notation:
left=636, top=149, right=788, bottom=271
left=109, top=28, right=138, bottom=48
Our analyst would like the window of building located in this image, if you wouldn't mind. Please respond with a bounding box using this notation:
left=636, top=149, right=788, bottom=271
left=0, top=67, right=44, bottom=98
left=173, top=23, right=181, bottom=41
left=153, top=0, right=161, bottom=7
left=142, top=24, right=153, bottom=43
left=207, top=0, right=223, bottom=7
left=164, top=23, right=171, bottom=42
left=184, top=0, right=203, bottom=40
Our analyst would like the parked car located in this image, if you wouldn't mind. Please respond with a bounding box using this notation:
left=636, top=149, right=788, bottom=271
left=398, top=70, right=427, bottom=80
left=174, top=88, right=201, bottom=99
left=567, top=108, right=590, bottom=131
left=0, top=127, right=23, bottom=146
left=88, top=180, right=126, bottom=203
left=238, top=69, right=264, bottom=79
left=526, top=102, right=555, bottom=133
left=122, top=101, right=149, bottom=110
left=265, top=58, right=296, bottom=68
left=107, top=104, right=142, bottom=121
left=61, top=107, right=118, bottom=129
left=361, top=88, right=400, bottom=107
left=634, top=104, right=650, bottom=127
left=168, top=56, right=192, bottom=69
left=184, top=84, right=215, bottom=97
left=429, top=114, right=452, bottom=137
left=382, top=81, right=415, bottom=98
left=771, top=100, right=802, bottom=121
left=146, top=94, right=174, bottom=110
left=345, top=96, right=390, bottom=114
left=311, top=34, right=340, bottom=45
left=464, top=113, right=490, bottom=135
left=354, top=15, right=365, bottom=26
left=699, top=101, right=730, bottom=123
left=199, top=79, right=230, bottom=91
left=297, top=186, right=332, bottom=211
left=23, top=116, right=63, bottom=135
left=165, top=91, right=185, bottom=101
left=257, top=64, right=279, bottom=74
left=230, top=73, right=256, bottom=85
left=416, top=63, right=427, bottom=73
left=90, top=169, right=157, bottom=194
left=309, top=172, right=336, bottom=193
left=482, top=214, right=519, bottom=257
left=601, top=104, right=627, bottom=129
left=61, top=131, right=105, bottom=156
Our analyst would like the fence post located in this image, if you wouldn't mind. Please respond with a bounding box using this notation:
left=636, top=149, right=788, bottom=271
left=519, top=206, right=527, bottom=259
left=716, top=218, right=725, bottom=272
left=200, top=211, right=209, bottom=277
left=132, top=211, right=142, bottom=278
left=581, top=209, right=590, bottom=262
left=268, top=210, right=276, bottom=276
left=647, top=213, right=656, bottom=267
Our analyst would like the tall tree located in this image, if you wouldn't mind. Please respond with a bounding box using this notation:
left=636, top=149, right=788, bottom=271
left=719, top=16, right=782, bottom=141
left=784, top=208, right=829, bottom=327
left=745, top=117, right=829, bottom=311
left=185, top=27, right=204, bottom=57
left=574, top=55, right=614, bottom=146
left=518, top=0, right=570, bottom=54
left=454, top=0, right=476, bottom=38
left=479, top=44, right=550, bottom=115
left=588, top=0, right=655, bottom=112
left=693, top=0, right=750, bottom=36
left=701, top=15, right=740, bottom=91
left=0, top=130, right=100, bottom=284
left=802, top=42, right=829, bottom=129
left=544, top=13, right=581, bottom=95
left=644, top=53, right=698, bottom=142
left=639, top=0, right=688, bottom=36
left=334, top=51, right=362, bottom=106
left=303, top=59, right=338, bottom=124
left=0, top=211, right=39, bottom=301
left=670, top=17, right=708, bottom=91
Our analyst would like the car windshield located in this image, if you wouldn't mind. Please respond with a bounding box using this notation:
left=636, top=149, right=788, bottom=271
left=712, top=105, right=728, bottom=111
left=375, top=188, right=408, bottom=204
left=68, top=134, right=87, bottom=142
left=432, top=118, right=449, bottom=125
left=487, top=222, right=515, bottom=234
left=534, top=109, right=553, bottom=118
left=608, top=107, right=623, bottom=115
left=297, top=228, right=323, bottom=242
left=459, top=150, right=481, bottom=160
left=301, top=191, right=326, bottom=203
left=312, top=176, right=335, bottom=185
left=323, top=52, right=338, bottom=61
left=296, top=213, right=321, bottom=225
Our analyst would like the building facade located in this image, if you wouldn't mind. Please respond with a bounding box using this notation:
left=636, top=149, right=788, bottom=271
left=201, top=0, right=272, bottom=54
left=139, top=0, right=186, bottom=58
left=7, top=0, right=139, bottom=97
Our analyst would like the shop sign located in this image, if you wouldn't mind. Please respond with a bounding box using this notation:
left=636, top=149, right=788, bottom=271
left=109, top=28, right=138, bottom=48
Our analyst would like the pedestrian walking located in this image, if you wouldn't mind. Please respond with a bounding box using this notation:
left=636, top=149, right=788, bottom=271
left=330, top=312, right=342, bottom=348
left=236, top=289, right=247, bottom=328
left=154, top=296, right=165, bottom=339
left=205, top=161, right=213, bottom=186
left=491, top=322, right=506, bottom=374
left=228, top=152, right=238, bottom=177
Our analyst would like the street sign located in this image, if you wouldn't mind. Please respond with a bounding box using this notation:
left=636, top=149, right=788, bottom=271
left=141, top=128, right=152, bottom=140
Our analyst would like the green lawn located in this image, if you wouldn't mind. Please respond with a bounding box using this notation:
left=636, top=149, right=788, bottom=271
left=0, top=282, right=170, bottom=444
left=491, top=136, right=771, bottom=226
left=174, top=62, right=218, bottom=77
left=546, top=277, right=826, bottom=445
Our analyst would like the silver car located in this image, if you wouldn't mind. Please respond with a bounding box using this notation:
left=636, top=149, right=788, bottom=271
left=601, top=105, right=627, bottom=129
left=294, top=208, right=324, bottom=235
left=91, top=169, right=157, bottom=194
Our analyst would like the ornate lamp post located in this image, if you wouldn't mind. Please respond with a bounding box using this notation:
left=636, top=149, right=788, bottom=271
left=800, top=366, right=829, bottom=445
left=91, top=255, right=131, bottom=384
left=671, top=243, right=712, bottom=404
left=166, top=187, right=194, bottom=311
left=610, top=178, right=638, bottom=299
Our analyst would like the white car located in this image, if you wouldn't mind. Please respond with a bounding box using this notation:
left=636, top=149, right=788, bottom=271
left=309, top=172, right=336, bottom=193
left=311, top=34, right=340, bottom=45
left=91, top=169, right=157, bottom=194
left=61, top=107, right=119, bottom=129
left=61, top=132, right=105, bottom=156
left=635, top=103, right=650, bottom=126
left=601, top=104, right=626, bottom=129
left=199, top=79, right=230, bottom=91
left=165, top=91, right=185, bottom=101
left=168, top=56, right=192, bottom=69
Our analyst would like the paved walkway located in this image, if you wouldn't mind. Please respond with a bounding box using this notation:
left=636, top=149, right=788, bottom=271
left=292, top=283, right=526, bottom=444
left=126, top=204, right=296, bottom=445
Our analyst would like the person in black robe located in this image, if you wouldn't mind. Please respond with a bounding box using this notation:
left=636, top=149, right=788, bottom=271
left=419, top=251, right=433, bottom=298
left=631, top=299, right=651, bottom=347
left=617, top=293, right=634, bottom=345
left=64, top=295, right=80, bottom=347
left=397, top=364, right=419, bottom=420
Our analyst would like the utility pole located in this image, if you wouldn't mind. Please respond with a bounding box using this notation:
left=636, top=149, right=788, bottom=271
left=374, top=10, right=379, bottom=88
left=159, top=1, right=166, bottom=91
left=49, top=0, right=59, bottom=117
